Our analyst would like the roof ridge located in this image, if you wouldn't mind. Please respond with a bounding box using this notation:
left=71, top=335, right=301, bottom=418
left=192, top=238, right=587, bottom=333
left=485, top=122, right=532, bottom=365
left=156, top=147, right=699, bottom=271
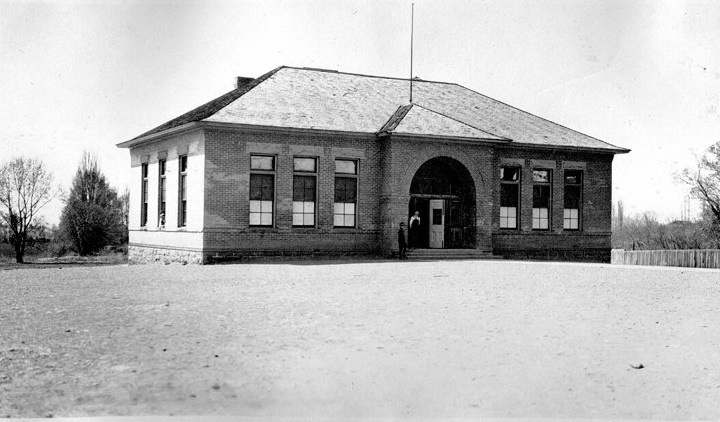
left=411, top=103, right=508, bottom=140
left=131, top=66, right=284, bottom=140
left=281, top=65, right=458, bottom=86
left=452, top=83, right=629, bottom=152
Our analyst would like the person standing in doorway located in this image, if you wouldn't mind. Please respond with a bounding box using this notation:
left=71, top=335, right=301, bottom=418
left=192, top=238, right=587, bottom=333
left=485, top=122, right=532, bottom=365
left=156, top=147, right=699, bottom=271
left=398, top=222, right=408, bottom=260
left=408, top=210, right=421, bottom=249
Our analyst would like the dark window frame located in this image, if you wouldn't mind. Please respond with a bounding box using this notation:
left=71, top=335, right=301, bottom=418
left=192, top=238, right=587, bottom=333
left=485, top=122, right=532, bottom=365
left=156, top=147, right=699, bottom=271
left=532, top=169, right=552, bottom=231
left=140, top=163, right=148, bottom=227
left=499, top=166, right=520, bottom=230
left=178, top=155, right=188, bottom=228
left=292, top=157, right=317, bottom=228
left=249, top=154, right=276, bottom=227
left=158, top=159, right=166, bottom=227
left=334, top=159, right=358, bottom=228
left=563, top=169, right=583, bottom=231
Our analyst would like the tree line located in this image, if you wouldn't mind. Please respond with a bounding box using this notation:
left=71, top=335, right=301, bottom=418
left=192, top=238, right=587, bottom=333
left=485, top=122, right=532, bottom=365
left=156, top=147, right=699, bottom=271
left=613, top=140, right=720, bottom=250
left=0, top=153, right=127, bottom=263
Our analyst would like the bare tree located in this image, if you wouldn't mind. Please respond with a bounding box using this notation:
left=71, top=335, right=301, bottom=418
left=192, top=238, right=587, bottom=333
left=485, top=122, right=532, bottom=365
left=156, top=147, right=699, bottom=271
left=0, top=157, right=54, bottom=263
left=679, top=141, right=720, bottom=226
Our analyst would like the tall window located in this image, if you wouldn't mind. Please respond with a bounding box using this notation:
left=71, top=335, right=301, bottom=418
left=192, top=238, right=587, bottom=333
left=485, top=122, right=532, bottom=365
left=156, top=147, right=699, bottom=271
left=564, top=170, right=582, bottom=230
left=293, top=157, right=317, bottom=227
left=140, top=163, right=148, bottom=227
left=334, top=159, right=358, bottom=227
left=499, top=167, right=520, bottom=229
left=158, top=159, right=166, bottom=226
left=532, top=169, right=551, bottom=230
left=249, top=155, right=275, bottom=227
left=178, top=155, right=187, bottom=227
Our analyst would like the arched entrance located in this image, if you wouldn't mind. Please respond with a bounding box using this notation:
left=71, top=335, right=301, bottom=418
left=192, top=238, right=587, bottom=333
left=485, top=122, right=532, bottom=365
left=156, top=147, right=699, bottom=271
left=408, top=157, right=476, bottom=249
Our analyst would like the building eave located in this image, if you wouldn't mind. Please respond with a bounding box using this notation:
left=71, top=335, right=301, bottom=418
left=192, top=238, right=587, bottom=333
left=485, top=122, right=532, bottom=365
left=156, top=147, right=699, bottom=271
left=200, top=121, right=380, bottom=139
left=496, top=142, right=631, bottom=155
left=378, top=131, right=513, bottom=145
left=116, top=122, right=203, bottom=149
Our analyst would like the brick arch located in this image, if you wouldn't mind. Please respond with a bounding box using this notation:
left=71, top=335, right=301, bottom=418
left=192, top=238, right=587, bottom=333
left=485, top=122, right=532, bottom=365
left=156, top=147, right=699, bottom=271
left=399, top=146, right=485, bottom=196
left=396, top=146, right=488, bottom=249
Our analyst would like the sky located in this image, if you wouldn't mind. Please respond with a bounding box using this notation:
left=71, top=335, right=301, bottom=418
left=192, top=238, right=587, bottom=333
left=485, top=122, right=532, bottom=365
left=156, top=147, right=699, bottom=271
left=1, top=0, right=719, bottom=225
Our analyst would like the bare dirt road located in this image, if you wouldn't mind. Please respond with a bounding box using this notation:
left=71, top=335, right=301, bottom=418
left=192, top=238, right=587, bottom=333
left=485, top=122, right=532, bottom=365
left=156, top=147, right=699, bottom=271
left=1, top=260, right=719, bottom=419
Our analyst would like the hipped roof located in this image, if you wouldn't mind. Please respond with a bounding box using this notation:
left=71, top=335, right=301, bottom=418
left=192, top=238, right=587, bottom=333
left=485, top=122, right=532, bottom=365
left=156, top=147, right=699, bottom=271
left=120, top=66, right=629, bottom=153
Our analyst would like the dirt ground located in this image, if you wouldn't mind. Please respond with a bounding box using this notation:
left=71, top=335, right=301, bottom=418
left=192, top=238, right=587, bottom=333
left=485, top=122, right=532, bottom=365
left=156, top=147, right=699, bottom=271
left=0, top=260, right=719, bottom=419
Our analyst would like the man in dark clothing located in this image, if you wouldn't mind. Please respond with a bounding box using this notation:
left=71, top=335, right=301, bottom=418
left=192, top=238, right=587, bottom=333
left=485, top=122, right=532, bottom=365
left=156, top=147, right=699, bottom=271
left=398, top=222, right=408, bottom=260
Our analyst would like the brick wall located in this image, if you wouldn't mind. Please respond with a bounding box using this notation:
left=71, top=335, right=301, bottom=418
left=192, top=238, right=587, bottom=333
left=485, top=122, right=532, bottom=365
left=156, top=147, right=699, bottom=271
left=123, top=125, right=618, bottom=263
left=492, top=147, right=614, bottom=261
left=202, top=127, right=383, bottom=257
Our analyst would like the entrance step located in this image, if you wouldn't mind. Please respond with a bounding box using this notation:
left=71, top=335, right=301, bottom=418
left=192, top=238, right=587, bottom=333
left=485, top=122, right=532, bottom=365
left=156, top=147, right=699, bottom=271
left=403, top=249, right=502, bottom=260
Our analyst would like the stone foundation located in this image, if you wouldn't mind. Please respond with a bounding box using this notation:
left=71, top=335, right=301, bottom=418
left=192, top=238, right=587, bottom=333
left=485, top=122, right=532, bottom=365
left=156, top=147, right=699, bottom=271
left=496, top=248, right=611, bottom=263
left=129, top=245, right=204, bottom=265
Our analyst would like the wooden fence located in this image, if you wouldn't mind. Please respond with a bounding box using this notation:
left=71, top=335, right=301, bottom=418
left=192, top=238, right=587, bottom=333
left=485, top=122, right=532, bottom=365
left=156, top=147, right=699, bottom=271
left=611, top=249, right=720, bottom=269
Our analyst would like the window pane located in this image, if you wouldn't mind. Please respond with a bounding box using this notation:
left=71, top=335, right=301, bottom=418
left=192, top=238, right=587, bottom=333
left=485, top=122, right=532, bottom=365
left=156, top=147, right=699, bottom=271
left=250, top=200, right=262, bottom=213
left=533, top=185, right=550, bottom=208
left=533, top=170, right=549, bottom=183
left=303, top=214, right=314, bottom=226
left=250, top=174, right=274, bottom=200
left=334, top=201, right=355, bottom=227
left=251, top=155, right=274, bottom=170
left=335, top=159, right=357, bottom=174
left=533, top=207, right=549, bottom=229
left=260, top=212, right=272, bottom=226
left=180, top=156, right=187, bottom=172
left=500, top=207, right=517, bottom=229
left=564, top=185, right=580, bottom=208
left=249, top=212, right=261, bottom=225
left=335, top=177, right=357, bottom=203
left=564, top=209, right=579, bottom=229
left=565, top=170, right=581, bottom=184
left=294, top=157, right=316, bottom=172
left=293, top=175, right=316, bottom=201
left=500, top=184, right=519, bottom=207
left=292, top=213, right=304, bottom=226
left=500, top=167, right=519, bottom=182
left=260, top=201, right=273, bottom=212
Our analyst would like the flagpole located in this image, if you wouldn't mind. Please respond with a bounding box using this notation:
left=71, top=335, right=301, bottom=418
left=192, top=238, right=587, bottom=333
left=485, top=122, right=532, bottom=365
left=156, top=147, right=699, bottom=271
left=410, top=2, right=414, bottom=103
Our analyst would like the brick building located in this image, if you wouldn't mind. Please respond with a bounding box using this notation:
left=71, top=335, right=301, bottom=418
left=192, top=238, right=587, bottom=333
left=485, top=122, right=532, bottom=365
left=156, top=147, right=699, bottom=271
left=117, top=66, right=629, bottom=264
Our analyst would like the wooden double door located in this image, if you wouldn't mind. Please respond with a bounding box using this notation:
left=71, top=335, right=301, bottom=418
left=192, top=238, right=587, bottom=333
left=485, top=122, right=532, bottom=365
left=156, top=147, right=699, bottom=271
left=409, top=197, right=463, bottom=249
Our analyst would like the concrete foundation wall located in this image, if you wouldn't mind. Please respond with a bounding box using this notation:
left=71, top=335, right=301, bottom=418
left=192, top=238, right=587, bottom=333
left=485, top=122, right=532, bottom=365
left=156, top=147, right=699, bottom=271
left=128, top=245, right=204, bottom=265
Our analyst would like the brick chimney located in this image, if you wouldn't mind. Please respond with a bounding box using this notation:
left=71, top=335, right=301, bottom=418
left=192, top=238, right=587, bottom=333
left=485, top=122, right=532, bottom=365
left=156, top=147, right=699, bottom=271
left=236, top=77, right=254, bottom=89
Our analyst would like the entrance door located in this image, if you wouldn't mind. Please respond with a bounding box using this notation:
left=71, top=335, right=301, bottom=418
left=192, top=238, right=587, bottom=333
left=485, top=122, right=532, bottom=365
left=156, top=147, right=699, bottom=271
left=429, top=199, right=444, bottom=248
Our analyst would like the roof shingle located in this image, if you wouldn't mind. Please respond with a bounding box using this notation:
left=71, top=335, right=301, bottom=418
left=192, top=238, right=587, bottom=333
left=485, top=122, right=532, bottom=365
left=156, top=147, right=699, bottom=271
left=126, top=66, right=628, bottom=153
